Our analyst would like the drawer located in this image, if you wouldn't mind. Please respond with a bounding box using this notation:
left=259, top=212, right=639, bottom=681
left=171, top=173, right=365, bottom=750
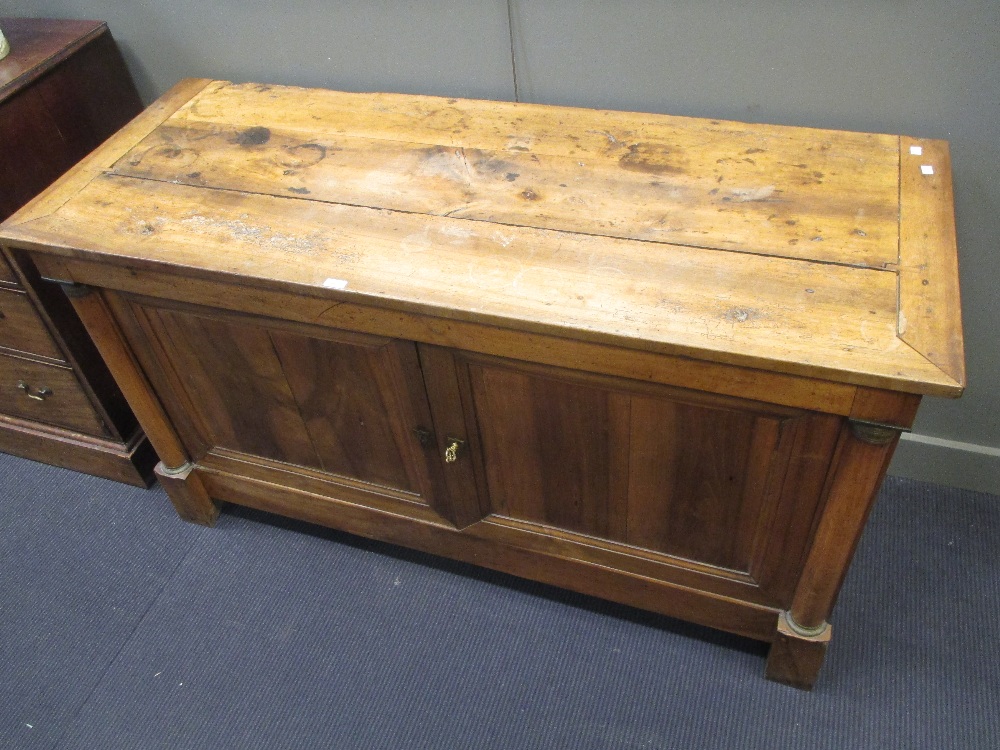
left=0, top=288, right=65, bottom=361
left=0, top=353, right=107, bottom=436
left=0, top=253, right=18, bottom=285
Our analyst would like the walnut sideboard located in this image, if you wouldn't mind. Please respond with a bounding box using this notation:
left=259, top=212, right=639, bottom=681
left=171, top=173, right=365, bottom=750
left=0, top=79, right=964, bottom=689
left=0, top=18, right=154, bottom=485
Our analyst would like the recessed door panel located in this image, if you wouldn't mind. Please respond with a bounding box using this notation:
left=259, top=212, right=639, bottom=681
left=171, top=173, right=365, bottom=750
left=452, top=352, right=836, bottom=584
left=626, top=396, right=782, bottom=570
left=270, top=331, right=422, bottom=493
left=122, top=298, right=451, bottom=514
left=143, top=307, right=320, bottom=467
left=469, top=364, right=629, bottom=539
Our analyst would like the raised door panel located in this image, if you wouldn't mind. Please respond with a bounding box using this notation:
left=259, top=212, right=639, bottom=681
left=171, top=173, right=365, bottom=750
left=448, top=351, right=840, bottom=600
left=137, top=305, right=320, bottom=466
left=626, top=397, right=783, bottom=571
left=469, top=364, right=629, bottom=539
left=121, top=297, right=451, bottom=517
left=270, top=331, right=425, bottom=494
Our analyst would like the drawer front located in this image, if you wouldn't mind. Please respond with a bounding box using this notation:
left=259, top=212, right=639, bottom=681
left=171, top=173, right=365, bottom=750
left=0, top=353, right=107, bottom=436
left=0, top=253, right=18, bottom=285
left=0, top=288, right=65, bottom=360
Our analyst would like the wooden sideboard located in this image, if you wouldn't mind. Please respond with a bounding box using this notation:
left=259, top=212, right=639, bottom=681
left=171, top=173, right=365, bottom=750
left=0, top=18, right=154, bottom=485
left=0, top=79, right=964, bottom=688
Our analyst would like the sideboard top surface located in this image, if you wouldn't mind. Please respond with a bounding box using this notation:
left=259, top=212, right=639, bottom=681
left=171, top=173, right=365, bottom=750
left=0, top=79, right=965, bottom=396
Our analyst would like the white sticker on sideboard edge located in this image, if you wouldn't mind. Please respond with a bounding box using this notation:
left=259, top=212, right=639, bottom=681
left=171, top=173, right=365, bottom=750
left=921, top=165, right=935, bottom=175
left=909, top=145, right=923, bottom=156
left=322, top=278, right=349, bottom=290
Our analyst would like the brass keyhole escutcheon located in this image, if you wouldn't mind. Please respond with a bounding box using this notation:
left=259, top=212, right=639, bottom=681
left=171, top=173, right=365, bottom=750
left=444, top=437, right=465, bottom=463
left=17, top=381, right=53, bottom=401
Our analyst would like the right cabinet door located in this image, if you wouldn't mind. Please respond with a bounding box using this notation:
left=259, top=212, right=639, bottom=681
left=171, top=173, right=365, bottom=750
left=421, top=346, right=845, bottom=607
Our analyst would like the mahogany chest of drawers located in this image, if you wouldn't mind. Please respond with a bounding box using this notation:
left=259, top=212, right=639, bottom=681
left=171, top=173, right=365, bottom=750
left=0, top=18, right=154, bottom=484
left=0, top=79, right=964, bottom=688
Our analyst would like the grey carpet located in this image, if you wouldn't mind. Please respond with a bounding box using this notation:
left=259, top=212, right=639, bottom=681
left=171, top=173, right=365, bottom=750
left=0, top=451, right=997, bottom=749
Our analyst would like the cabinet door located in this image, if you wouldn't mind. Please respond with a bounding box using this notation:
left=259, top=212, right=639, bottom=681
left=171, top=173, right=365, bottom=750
left=118, top=296, right=465, bottom=524
left=422, top=347, right=842, bottom=604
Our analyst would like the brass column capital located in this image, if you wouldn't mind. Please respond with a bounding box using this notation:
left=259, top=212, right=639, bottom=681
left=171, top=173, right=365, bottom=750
left=849, top=419, right=907, bottom=445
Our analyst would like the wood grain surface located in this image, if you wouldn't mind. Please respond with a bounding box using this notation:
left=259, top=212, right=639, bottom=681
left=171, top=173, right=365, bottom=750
left=8, top=170, right=955, bottom=394
left=0, top=286, right=65, bottom=361
left=0, top=80, right=963, bottom=396
left=112, top=83, right=900, bottom=268
left=0, top=351, right=106, bottom=436
left=898, top=137, right=965, bottom=387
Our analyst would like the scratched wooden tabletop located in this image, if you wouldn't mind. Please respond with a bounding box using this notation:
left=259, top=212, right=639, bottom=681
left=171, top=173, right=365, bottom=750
left=0, top=80, right=965, bottom=395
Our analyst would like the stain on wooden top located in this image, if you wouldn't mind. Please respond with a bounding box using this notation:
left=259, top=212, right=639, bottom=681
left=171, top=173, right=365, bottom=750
left=0, top=80, right=965, bottom=396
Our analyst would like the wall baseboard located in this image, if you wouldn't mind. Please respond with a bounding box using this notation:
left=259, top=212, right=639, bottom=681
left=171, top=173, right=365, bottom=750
left=888, top=432, right=1000, bottom=497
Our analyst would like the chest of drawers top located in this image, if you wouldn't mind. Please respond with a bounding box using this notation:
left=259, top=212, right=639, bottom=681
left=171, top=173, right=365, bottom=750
left=0, top=17, right=107, bottom=100
left=0, top=79, right=964, bottom=397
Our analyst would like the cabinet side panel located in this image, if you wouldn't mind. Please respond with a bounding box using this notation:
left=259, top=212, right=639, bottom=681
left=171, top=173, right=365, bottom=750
left=30, top=30, right=142, bottom=159
left=0, top=87, right=73, bottom=220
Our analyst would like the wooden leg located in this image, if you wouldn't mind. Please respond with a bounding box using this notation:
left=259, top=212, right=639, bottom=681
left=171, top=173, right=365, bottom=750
left=787, top=422, right=900, bottom=632
left=57, top=283, right=190, bottom=467
left=54, top=283, right=221, bottom=526
left=765, top=611, right=831, bottom=690
left=154, top=461, right=220, bottom=526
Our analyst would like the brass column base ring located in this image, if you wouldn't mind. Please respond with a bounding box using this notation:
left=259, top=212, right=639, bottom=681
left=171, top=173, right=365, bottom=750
left=783, top=611, right=831, bottom=639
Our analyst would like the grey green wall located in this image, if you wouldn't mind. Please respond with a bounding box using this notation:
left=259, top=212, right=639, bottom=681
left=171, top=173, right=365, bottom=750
left=5, top=1, right=998, bottom=493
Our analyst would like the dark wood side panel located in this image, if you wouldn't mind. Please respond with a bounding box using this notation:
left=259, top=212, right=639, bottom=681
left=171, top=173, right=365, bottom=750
left=29, top=30, right=142, bottom=163
left=0, top=87, right=77, bottom=220
left=0, top=26, right=140, bottom=221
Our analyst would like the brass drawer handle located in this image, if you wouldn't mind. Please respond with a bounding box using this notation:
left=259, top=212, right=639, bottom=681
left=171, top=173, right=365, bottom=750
left=17, top=381, right=53, bottom=401
left=444, top=437, right=465, bottom=463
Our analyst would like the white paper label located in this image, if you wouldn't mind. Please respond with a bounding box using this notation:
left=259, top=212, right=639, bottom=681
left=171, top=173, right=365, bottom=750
left=322, top=278, right=349, bottom=289
left=909, top=145, right=923, bottom=156
left=921, top=165, right=935, bottom=175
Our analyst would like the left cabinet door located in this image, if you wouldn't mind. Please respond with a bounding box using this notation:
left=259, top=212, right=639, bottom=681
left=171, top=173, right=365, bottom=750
left=115, top=293, right=466, bottom=524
